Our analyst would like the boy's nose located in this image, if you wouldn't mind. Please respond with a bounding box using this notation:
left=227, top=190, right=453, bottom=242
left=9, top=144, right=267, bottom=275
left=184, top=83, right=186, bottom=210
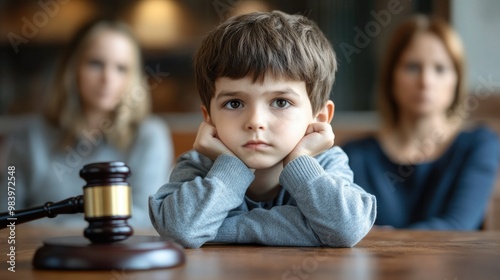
left=245, top=108, right=266, bottom=131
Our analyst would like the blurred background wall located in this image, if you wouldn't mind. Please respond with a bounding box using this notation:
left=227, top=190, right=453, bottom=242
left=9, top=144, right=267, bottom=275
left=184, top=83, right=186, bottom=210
left=0, top=0, right=497, bottom=153
left=1, top=0, right=498, bottom=119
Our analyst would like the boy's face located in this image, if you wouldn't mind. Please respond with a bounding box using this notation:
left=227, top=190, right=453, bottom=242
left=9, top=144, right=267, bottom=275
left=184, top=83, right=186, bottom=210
left=204, top=76, right=315, bottom=169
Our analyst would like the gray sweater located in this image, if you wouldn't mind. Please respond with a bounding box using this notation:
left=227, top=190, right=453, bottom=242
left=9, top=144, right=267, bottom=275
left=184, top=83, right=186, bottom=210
left=1, top=116, right=173, bottom=228
left=149, top=147, right=376, bottom=248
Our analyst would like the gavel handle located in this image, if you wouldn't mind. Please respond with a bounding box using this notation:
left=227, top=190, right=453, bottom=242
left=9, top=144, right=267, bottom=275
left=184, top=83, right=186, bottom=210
left=0, top=195, right=84, bottom=229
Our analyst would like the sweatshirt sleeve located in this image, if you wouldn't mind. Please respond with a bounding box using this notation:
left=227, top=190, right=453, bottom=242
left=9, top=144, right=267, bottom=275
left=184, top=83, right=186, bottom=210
left=149, top=152, right=254, bottom=248
left=213, top=147, right=377, bottom=247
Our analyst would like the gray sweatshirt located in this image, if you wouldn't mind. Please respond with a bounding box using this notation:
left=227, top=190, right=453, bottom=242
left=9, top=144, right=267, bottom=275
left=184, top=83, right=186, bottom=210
left=149, top=147, right=376, bottom=248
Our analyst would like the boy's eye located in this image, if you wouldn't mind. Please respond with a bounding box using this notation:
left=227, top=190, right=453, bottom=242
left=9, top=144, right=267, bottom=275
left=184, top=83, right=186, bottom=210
left=223, top=100, right=243, bottom=109
left=271, top=99, right=290, bottom=108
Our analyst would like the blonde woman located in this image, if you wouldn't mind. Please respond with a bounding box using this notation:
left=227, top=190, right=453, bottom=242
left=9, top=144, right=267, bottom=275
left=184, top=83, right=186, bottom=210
left=343, top=15, right=499, bottom=230
left=2, top=19, right=173, bottom=228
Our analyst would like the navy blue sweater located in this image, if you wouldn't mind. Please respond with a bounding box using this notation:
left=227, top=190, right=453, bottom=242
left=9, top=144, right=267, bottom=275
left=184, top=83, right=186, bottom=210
left=342, top=126, right=499, bottom=230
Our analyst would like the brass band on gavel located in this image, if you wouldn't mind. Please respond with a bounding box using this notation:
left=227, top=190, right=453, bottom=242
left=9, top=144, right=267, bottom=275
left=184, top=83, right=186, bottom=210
left=84, top=185, right=131, bottom=218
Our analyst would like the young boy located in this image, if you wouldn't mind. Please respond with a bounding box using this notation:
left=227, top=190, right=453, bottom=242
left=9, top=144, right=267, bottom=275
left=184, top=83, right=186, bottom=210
left=149, top=11, right=376, bottom=248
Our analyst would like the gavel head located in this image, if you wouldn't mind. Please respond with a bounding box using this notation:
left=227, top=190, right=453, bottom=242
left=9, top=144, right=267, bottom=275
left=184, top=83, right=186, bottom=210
left=80, top=162, right=133, bottom=243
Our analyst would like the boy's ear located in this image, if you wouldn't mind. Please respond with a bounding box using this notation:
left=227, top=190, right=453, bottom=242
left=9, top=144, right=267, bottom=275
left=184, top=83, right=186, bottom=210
left=314, top=101, right=335, bottom=123
left=201, top=105, right=212, bottom=124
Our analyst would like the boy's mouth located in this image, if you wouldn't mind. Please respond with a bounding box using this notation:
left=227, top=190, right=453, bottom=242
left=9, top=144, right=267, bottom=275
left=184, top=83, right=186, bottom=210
left=243, top=140, right=270, bottom=150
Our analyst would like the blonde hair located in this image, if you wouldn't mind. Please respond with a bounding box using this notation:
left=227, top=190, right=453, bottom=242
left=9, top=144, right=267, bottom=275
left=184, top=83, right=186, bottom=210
left=378, top=15, right=466, bottom=127
left=194, top=11, right=337, bottom=115
left=44, top=19, right=150, bottom=150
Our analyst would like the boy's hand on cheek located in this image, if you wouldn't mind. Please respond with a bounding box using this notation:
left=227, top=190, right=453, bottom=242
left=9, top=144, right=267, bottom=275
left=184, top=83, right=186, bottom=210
left=283, top=122, right=335, bottom=166
left=193, top=121, right=235, bottom=161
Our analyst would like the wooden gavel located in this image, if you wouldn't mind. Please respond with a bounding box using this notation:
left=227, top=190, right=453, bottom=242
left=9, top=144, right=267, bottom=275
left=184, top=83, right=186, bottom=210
left=0, top=162, right=133, bottom=243
left=0, top=161, right=185, bottom=270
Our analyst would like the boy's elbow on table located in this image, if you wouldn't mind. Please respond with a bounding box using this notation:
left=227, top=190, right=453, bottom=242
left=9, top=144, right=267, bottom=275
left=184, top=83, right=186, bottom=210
left=323, top=194, right=377, bottom=247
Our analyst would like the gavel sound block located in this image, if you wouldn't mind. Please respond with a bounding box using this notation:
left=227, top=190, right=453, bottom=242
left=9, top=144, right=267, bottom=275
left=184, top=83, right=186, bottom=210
left=0, top=162, right=184, bottom=270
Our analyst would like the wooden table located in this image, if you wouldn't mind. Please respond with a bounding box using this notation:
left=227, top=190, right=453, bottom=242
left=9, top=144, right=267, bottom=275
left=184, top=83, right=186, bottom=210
left=1, top=225, right=499, bottom=280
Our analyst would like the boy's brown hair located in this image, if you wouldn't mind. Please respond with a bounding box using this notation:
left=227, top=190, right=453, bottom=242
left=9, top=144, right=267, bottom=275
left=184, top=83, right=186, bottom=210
left=194, top=11, right=337, bottom=115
